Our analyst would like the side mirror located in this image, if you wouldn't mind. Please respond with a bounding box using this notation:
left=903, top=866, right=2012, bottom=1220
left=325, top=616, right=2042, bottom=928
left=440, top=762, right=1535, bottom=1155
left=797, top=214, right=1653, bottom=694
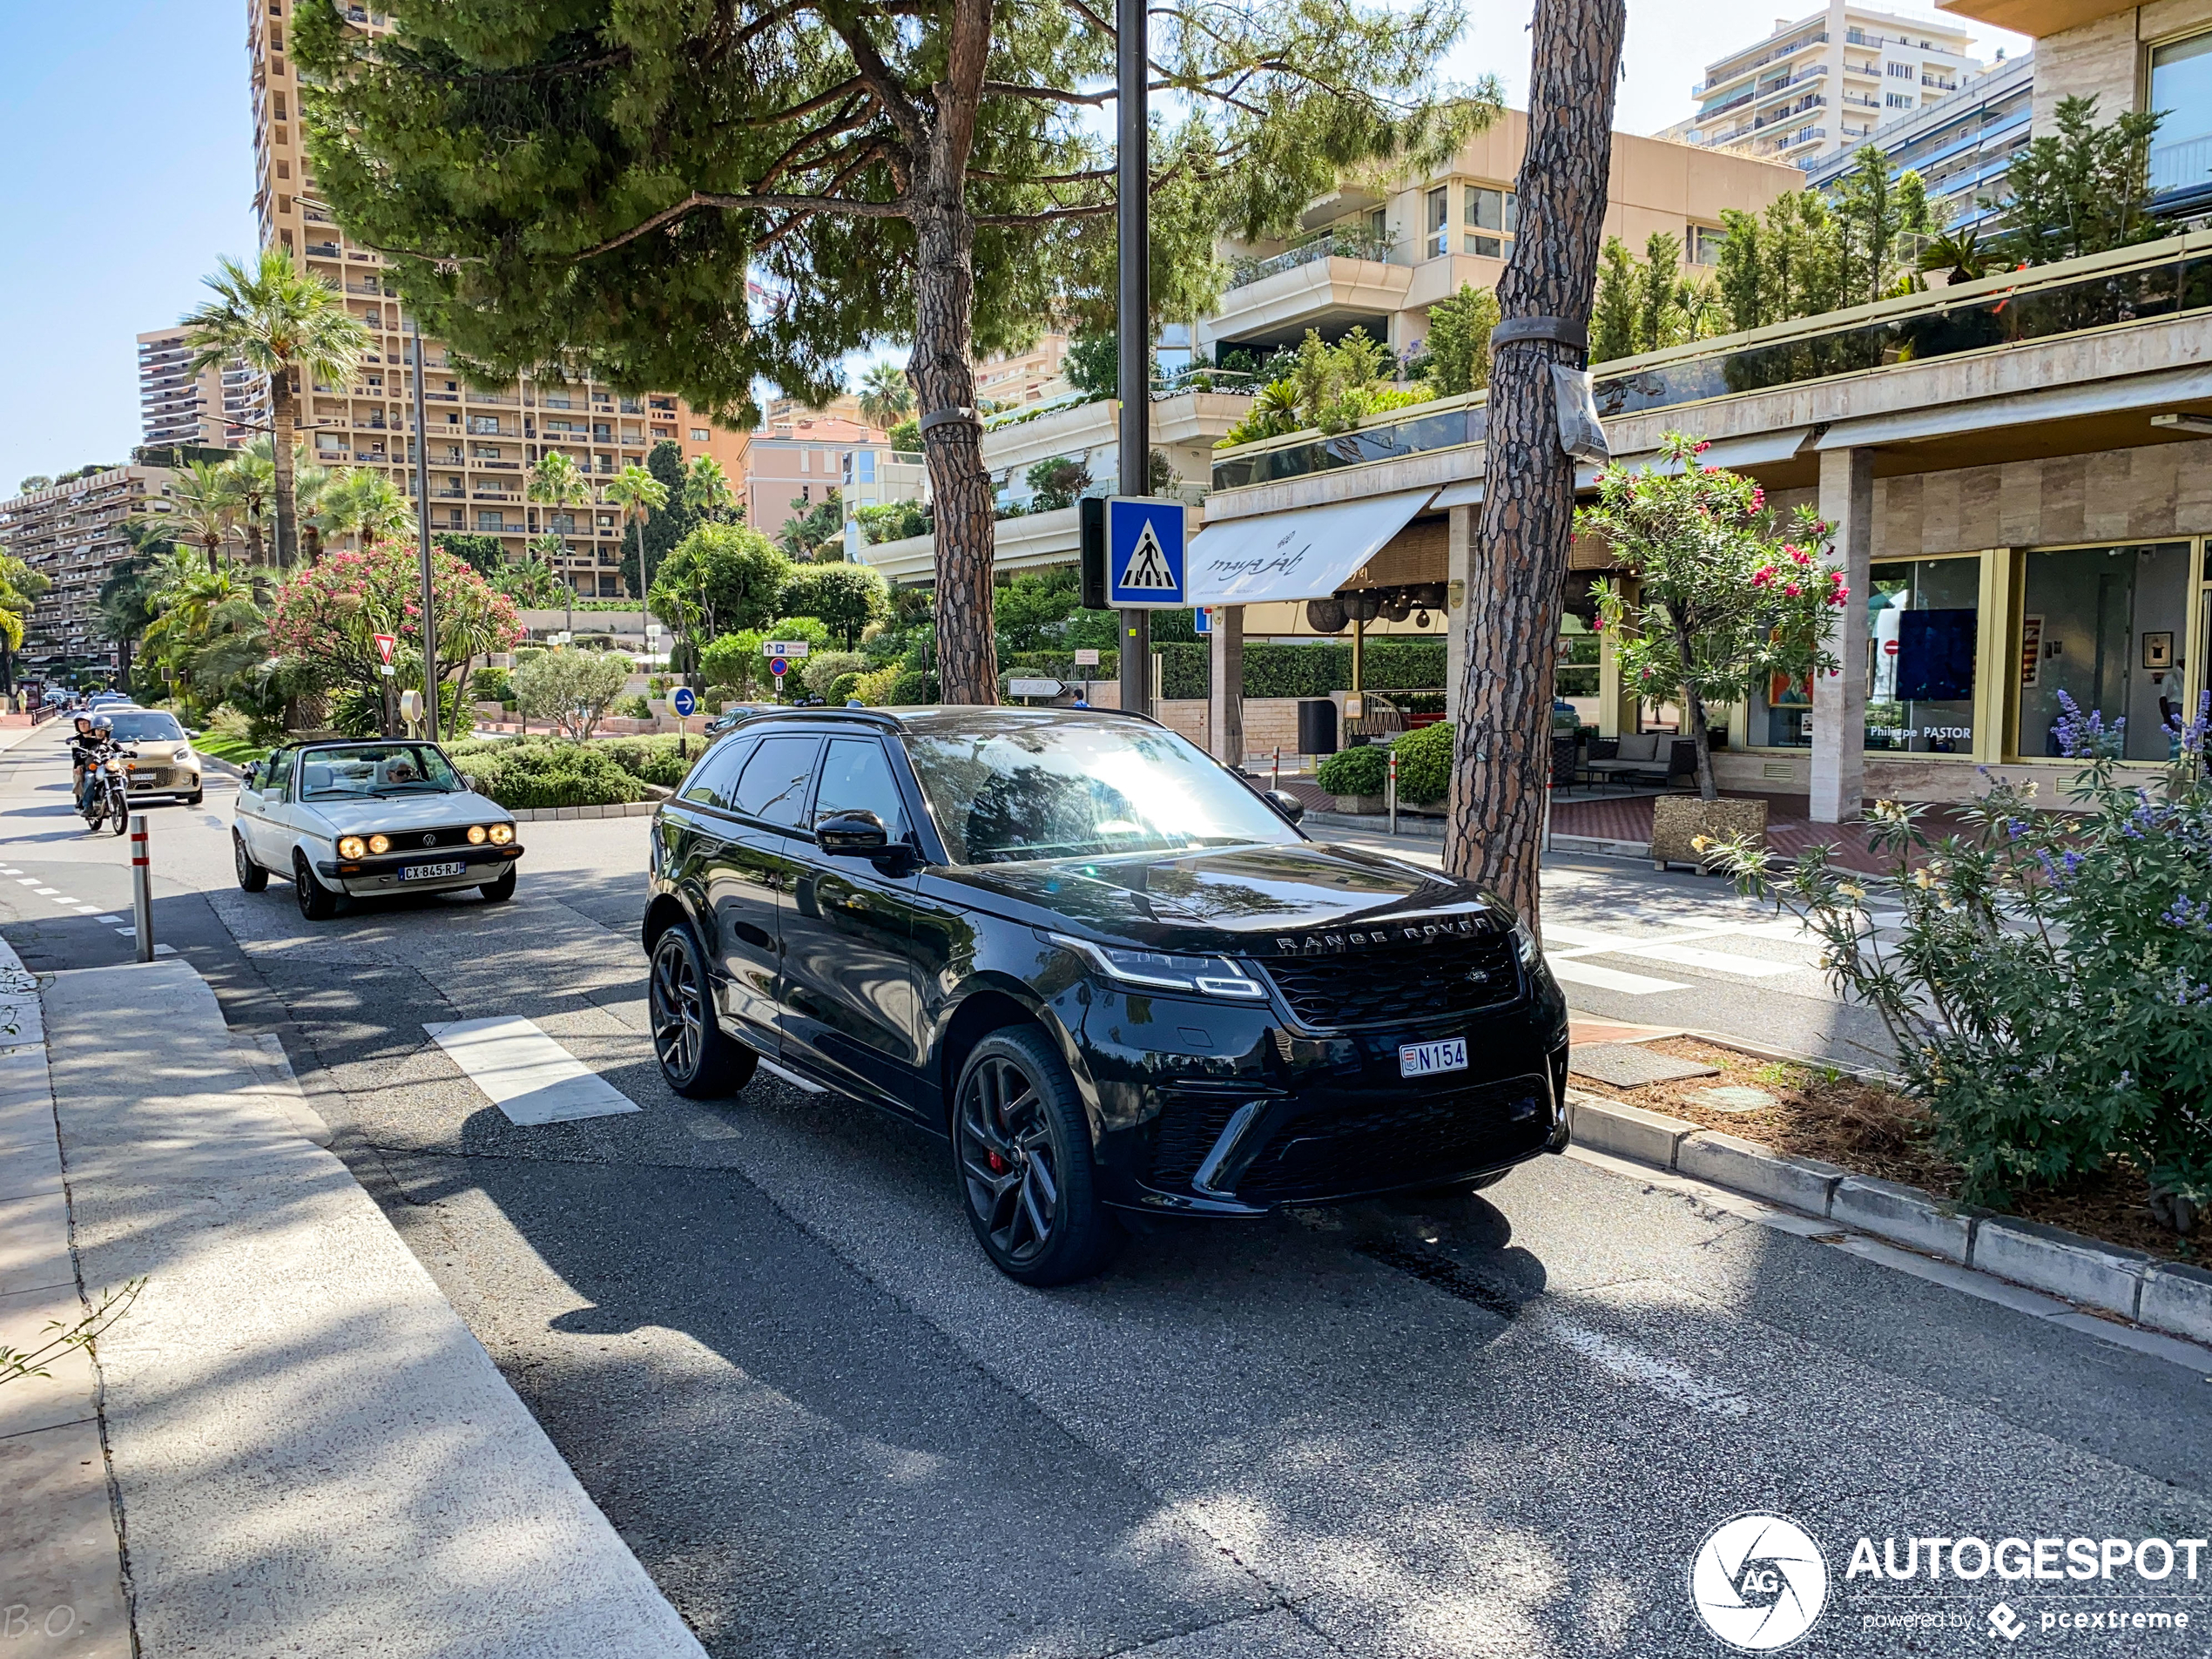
left=816, top=810, right=890, bottom=855
left=461, top=773, right=479, bottom=793
left=1265, top=789, right=1305, bottom=825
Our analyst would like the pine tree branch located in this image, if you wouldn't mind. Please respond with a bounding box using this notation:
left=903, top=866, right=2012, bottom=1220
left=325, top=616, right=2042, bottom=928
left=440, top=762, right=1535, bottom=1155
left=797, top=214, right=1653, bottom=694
left=981, top=81, right=1112, bottom=106
left=822, top=14, right=929, bottom=151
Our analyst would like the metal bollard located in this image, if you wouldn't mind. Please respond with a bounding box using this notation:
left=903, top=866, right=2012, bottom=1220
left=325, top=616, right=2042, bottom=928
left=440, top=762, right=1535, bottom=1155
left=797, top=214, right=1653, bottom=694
left=1542, top=775, right=1554, bottom=855
left=129, top=813, right=153, bottom=963
left=1387, top=746, right=1399, bottom=835
left=1271, top=747, right=1281, bottom=792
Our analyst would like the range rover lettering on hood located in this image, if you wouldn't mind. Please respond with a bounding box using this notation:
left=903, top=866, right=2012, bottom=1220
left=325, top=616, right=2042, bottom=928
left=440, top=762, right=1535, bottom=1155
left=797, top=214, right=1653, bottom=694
left=1273, top=915, right=1494, bottom=954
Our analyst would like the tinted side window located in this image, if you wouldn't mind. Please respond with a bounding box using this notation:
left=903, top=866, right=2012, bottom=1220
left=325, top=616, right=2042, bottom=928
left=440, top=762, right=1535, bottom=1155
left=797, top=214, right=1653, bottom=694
left=677, top=736, right=756, bottom=809
left=730, top=736, right=821, bottom=828
left=815, top=739, right=907, bottom=840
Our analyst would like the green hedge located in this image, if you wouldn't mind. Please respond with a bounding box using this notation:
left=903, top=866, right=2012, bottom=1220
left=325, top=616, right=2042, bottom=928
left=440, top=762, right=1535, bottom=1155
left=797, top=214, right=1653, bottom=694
left=445, top=739, right=648, bottom=810
left=998, top=639, right=1447, bottom=702
left=1392, top=720, right=1453, bottom=805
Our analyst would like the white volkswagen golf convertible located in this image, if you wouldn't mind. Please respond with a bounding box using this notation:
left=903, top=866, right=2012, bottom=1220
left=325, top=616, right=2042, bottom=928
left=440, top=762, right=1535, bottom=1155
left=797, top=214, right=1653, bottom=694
left=232, top=738, right=523, bottom=920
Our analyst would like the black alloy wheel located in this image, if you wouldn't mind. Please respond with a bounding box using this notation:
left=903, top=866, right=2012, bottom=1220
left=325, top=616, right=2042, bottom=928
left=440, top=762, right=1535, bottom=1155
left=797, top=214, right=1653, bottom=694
left=647, top=923, right=756, bottom=1098
left=953, top=1027, right=1117, bottom=1286
left=233, top=831, right=268, bottom=893
left=293, top=852, right=337, bottom=921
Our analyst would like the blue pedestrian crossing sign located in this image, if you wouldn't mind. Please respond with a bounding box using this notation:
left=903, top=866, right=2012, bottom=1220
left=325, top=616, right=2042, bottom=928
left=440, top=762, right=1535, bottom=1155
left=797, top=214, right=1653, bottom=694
left=1105, top=497, right=1187, bottom=609
left=671, top=686, right=697, bottom=717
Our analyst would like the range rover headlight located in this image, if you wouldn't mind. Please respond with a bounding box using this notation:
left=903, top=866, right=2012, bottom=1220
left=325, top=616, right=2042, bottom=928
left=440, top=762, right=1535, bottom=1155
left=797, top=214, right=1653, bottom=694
left=367, top=833, right=391, bottom=854
left=338, top=836, right=368, bottom=860
left=467, top=824, right=488, bottom=845
left=1049, top=934, right=1266, bottom=1000
left=488, top=822, right=514, bottom=846
left=1511, top=918, right=1542, bottom=970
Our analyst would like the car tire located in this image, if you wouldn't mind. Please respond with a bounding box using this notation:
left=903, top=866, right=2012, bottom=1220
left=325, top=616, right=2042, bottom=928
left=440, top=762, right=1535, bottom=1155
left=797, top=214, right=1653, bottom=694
left=293, top=852, right=338, bottom=921
left=479, top=866, right=517, bottom=904
left=186, top=789, right=204, bottom=806
left=952, top=1026, right=1119, bottom=1287
left=234, top=832, right=269, bottom=893
left=647, top=921, right=757, bottom=1098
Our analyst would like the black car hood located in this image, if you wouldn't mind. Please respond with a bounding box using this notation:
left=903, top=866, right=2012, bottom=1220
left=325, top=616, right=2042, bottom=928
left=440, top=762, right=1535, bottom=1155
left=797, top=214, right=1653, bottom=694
left=927, top=840, right=1506, bottom=947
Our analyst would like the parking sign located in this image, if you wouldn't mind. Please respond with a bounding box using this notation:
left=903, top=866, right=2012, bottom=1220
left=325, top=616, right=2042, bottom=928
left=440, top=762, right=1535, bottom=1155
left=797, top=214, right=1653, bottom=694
left=1105, top=498, right=1186, bottom=609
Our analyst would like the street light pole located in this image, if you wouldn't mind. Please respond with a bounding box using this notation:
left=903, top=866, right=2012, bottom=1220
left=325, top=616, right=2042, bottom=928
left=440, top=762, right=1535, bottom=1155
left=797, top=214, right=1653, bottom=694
left=1115, top=0, right=1150, bottom=719
left=408, top=312, right=440, bottom=738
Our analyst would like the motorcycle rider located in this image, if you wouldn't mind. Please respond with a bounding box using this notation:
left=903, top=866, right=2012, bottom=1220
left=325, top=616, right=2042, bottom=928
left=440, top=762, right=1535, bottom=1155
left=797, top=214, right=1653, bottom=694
left=71, top=715, right=119, bottom=819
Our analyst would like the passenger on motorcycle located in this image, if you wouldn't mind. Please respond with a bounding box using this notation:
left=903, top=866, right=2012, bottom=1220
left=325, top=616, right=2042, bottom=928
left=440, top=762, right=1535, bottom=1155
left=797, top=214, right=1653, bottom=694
left=69, top=716, right=110, bottom=815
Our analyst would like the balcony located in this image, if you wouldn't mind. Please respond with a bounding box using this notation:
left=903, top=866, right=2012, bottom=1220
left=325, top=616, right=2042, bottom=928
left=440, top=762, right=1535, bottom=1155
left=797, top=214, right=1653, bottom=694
left=2151, top=132, right=2212, bottom=202
left=1228, top=232, right=1398, bottom=292
left=304, top=241, right=341, bottom=258
left=1694, top=31, right=1826, bottom=95
left=1205, top=240, right=1413, bottom=356
left=1211, top=232, right=2212, bottom=492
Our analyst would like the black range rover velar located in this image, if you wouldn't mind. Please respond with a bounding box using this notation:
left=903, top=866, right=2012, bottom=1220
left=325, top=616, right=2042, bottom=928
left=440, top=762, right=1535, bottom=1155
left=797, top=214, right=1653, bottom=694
left=643, top=706, right=1570, bottom=1285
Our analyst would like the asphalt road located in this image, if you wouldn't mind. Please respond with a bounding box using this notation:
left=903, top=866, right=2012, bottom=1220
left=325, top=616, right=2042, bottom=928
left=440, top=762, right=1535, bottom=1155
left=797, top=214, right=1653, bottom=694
left=6, top=721, right=2209, bottom=1659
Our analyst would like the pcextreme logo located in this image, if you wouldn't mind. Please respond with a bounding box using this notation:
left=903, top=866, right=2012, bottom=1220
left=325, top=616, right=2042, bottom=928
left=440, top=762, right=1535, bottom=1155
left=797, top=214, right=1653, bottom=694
left=1689, top=1513, right=1831, bottom=1651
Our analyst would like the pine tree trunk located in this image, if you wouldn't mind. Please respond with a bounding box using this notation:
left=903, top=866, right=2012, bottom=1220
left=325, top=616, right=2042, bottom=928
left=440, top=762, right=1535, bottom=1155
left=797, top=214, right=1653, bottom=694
left=272, top=371, right=299, bottom=570
left=1444, top=0, right=1626, bottom=932
left=909, top=0, right=998, bottom=707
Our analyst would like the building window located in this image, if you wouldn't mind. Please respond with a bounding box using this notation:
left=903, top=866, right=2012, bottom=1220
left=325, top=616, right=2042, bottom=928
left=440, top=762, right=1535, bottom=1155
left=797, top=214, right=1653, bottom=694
left=1426, top=185, right=1449, bottom=258
left=2017, top=542, right=2192, bottom=762
left=1886, top=61, right=1915, bottom=78
left=1688, top=224, right=1726, bottom=266
left=2148, top=30, right=2212, bottom=195
left=477, top=511, right=507, bottom=531
left=1461, top=185, right=1515, bottom=258
left=1866, top=557, right=1979, bottom=755
left=690, top=428, right=710, bottom=442
left=1886, top=91, right=1914, bottom=108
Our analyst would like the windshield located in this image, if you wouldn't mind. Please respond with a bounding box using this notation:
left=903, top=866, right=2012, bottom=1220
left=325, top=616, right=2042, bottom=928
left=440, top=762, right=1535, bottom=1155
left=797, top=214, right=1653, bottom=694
left=902, top=722, right=1302, bottom=865
left=297, top=744, right=461, bottom=800
left=105, top=711, right=185, bottom=743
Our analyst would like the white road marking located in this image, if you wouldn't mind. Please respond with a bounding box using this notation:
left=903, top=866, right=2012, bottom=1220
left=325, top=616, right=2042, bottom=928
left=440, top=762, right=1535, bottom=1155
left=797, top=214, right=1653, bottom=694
left=72, top=906, right=98, bottom=914
left=1534, top=1310, right=1752, bottom=1418
left=1545, top=957, right=1689, bottom=995
left=50, top=896, right=78, bottom=906
left=1542, top=923, right=1805, bottom=979
left=15, top=878, right=38, bottom=886
left=424, top=1015, right=640, bottom=1126
left=113, top=927, right=132, bottom=937
left=97, top=915, right=121, bottom=924
left=33, top=887, right=57, bottom=896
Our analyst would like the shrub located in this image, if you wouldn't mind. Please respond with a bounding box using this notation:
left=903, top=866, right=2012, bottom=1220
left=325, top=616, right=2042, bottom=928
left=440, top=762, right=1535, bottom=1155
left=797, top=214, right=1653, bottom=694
left=851, top=664, right=904, bottom=705
left=888, top=668, right=938, bottom=704
left=614, top=694, right=655, bottom=719
left=594, top=734, right=691, bottom=787
left=512, top=649, right=634, bottom=740
left=1712, top=696, right=2212, bottom=1227
left=1391, top=721, right=1453, bottom=805
left=443, top=740, right=645, bottom=810
left=1316, top=745, right=1387, bottom=797
left=827, top=672, right=861, bottom=705
left=469, top=666, right=513, bottom=705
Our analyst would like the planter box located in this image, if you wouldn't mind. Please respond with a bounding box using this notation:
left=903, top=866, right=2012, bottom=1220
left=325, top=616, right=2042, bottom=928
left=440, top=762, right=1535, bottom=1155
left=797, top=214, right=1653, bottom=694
left=1332, top=794, right=1386, bottom=815
left=1651, top=795, right=1767, bottom=872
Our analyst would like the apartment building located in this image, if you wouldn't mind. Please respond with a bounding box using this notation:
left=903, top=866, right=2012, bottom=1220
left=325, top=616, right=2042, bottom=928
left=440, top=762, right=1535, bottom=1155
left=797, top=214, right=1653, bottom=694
left=741, top=416, right=927, bottom=540
left=1196, top=111, right=1802, bottom=365
left=247, top=0, right=750, bottom=593
left=1657, top=4, right=1983, bottom=165
left=0, top=469, right=176, bottom=684
left=1940, top=0, right=2212, bottom=212
left=137, top=329, right=266, bottom=450
left=1804, top=49, right=2033, bottom=226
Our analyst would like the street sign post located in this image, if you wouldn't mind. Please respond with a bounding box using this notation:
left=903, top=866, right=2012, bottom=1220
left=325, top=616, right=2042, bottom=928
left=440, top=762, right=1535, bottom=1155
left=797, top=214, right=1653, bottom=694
left=1193, top=606, right=1211, bottom=636
left=671, top=684, right=697, bottom=756
left=373, top=633, right=399, bottom=735
left=1105, top=497, right=1186, bottom=609
left=768, top=657, right=791, bottom=678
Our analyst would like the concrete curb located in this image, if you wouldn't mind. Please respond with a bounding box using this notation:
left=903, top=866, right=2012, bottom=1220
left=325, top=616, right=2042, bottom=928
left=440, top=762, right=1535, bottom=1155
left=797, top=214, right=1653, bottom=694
left=1565, top=1089, right=2209, bottom=1356
left=40, top=958, right=708, bottom=1657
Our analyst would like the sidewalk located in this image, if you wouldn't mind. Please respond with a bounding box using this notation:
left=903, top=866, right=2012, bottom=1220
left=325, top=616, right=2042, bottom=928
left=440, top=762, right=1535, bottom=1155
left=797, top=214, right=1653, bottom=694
left=3, top=947, right=708, bottom=1658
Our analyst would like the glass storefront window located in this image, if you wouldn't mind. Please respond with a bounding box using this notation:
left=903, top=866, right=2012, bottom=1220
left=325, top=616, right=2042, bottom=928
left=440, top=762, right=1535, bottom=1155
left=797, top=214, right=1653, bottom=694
left=1556, top=614, right=1599, bottom=722
left=1867, top=557, right=1979, bottom=754
left=2016, top=542, right=2192, bottom=761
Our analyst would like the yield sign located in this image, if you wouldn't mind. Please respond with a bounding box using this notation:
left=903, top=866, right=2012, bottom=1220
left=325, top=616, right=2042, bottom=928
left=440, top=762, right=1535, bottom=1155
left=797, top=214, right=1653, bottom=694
left=373, top=633, right=397, bottom=665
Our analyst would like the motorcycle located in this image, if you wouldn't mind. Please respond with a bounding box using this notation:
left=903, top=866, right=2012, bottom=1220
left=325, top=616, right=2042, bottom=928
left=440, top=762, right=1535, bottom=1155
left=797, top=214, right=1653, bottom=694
left=79, top=750, right=136, bottom=836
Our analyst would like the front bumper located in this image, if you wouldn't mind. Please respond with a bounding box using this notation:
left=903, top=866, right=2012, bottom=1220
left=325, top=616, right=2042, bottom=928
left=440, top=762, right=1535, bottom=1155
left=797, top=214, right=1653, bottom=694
left=314, top=842, right=523, bottom=894
left=1068, top=979, right=1573, bottom=1217
left=125, top=766, right=200, bottom=798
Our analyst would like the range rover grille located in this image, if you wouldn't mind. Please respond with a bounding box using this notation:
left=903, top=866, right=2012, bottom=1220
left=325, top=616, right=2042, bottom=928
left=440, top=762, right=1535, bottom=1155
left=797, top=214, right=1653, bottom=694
left=1256, top=931, right=1520, bottom=1029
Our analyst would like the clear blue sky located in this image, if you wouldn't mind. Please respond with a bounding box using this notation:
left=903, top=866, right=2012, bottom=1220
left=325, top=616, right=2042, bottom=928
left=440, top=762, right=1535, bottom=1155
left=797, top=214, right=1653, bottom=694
left=0, top=0, right=2024, bottom=490
left=0, top=0, right=256, bottom=490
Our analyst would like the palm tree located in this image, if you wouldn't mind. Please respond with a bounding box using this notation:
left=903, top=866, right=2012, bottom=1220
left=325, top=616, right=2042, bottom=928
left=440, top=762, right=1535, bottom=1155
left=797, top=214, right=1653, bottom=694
left=856, top=361, right=914, bottom=431
left=179, top=247, right=369, bottom=569
left=140, top=556, right=268, bottom=715
left=322, top=469, right=416, bottom=552
left=293, top=456, right=337, bottom=562
left=681, top=455, right=734, bottom=522
left=604, top=462, right=669, bottom=659
left=503, top=538, right=575, bottom=608
left=220, top=441, right=277, bottom=565
left=0, top=550, right=51, bottom=699
left=161, top=461, right=241, bottom=571
left=527, top=451, right=590, bottom=635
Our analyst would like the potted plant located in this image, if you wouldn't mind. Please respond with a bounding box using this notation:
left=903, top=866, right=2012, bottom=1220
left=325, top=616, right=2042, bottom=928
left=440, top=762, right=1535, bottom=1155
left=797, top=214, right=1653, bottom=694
left=1579, top=431, right=1844, bottom=869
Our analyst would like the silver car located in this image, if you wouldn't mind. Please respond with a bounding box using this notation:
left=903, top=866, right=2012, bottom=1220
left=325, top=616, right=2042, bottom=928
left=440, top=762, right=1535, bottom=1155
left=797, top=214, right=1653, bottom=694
left=101, top=708, right=204, bottom=806
left=232, top=738, right=523, bottom=920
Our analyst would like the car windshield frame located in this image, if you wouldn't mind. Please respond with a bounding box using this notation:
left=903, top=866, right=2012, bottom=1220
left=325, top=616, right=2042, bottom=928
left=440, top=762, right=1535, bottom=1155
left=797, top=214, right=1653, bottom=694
left=899, top=720, right=1305, bottom=867
left=294, top=743, right=462, bottom=802
left=103, top=711, right=185, bottom=743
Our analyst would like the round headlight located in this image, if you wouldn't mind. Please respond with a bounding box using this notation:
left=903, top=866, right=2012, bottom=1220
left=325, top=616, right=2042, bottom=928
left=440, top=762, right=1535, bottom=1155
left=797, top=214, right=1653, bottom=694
left=367, top=833, right=391, bottom=854
left=338, top=836, right=368, bottom=860
left=489, top=823, right=514, bottom=846
left=467, top=824, right=488, bottom=845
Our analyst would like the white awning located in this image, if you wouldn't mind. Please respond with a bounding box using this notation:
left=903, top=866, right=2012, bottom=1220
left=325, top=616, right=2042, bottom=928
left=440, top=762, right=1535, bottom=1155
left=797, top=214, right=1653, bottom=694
left=1185, top=489, right=1436, bottom=605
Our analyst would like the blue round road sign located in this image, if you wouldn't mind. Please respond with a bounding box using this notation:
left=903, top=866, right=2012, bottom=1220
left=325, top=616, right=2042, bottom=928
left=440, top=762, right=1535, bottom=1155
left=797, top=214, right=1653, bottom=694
left=671, top=685, right=697, bottom=716
left=768, top=657, right=790, bottom=678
